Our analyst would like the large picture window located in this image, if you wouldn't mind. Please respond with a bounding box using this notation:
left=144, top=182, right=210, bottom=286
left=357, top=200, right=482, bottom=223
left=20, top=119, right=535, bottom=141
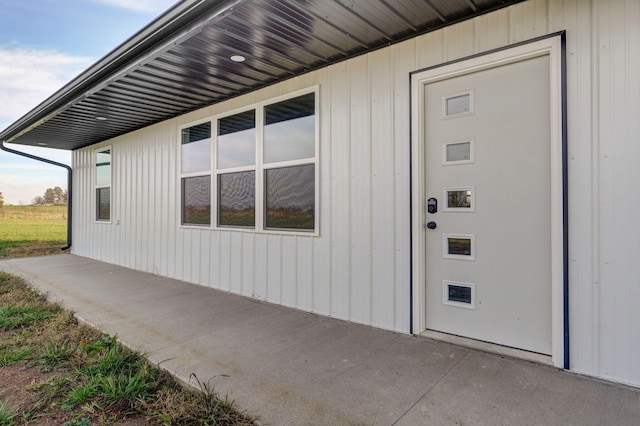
left=95, top=148, right=111, bottom=221
left=180, top=121, right=211, bottom=225
left=180, top=88, right=318, bottom=233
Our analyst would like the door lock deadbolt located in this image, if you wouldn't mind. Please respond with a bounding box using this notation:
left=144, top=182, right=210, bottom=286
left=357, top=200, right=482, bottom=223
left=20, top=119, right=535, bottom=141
left=427, top=198, right=438, bottom=214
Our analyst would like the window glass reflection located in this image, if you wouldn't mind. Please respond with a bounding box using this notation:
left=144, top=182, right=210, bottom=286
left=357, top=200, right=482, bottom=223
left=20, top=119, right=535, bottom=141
left=264, top=93, right=315, bottom=163
left=181, top=122, right=211, bottom=174
left=218, top=110, right=255, bottom=169
left=218, top=171, right=255, bottom=227
left=182, top=176, right=211, bottom=225
left=96, top=149, right=111, bottom=187
left=265, top=165, right=314, bottom=230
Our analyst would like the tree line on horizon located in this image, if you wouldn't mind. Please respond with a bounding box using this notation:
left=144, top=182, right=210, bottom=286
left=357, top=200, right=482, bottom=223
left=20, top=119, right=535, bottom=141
left=32, top=187, right=68, bottom=205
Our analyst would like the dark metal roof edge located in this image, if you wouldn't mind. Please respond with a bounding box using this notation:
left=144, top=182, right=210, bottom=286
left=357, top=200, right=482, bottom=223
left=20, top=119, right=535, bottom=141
left=1, top=0, right=527, bottom=149
left=0, top=0, right=244, bottom=144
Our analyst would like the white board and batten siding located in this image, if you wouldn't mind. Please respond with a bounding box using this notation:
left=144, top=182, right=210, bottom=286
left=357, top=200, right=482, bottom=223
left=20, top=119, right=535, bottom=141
left=73, top=0, right=640, bottom=387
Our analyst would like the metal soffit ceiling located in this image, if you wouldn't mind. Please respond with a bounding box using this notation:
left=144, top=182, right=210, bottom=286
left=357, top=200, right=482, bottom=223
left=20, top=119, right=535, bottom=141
left=0, top=0, right=523, bottom=150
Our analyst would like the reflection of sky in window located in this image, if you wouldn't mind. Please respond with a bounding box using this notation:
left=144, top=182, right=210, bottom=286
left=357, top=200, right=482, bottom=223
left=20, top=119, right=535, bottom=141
left=181, top=138, right=211, bottom=173
left=264, top=115, right=314, bottom=163
left=96, top=150, right=110, bottom=186
left=217, top=128, right=255, bottom=169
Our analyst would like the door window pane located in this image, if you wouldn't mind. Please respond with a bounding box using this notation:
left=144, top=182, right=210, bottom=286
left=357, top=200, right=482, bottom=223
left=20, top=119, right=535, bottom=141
left=448, top=238, right=472, bottom=255
left=218, top=171, right=255, bottom=227
left=182, top=176, right=211, bottom=225
left=443, top=234, right=475, bottom=260
left=264, top=93, right=315, bottom=163
left=181, top=122, right=211, bottom=174
left=217, top=110, right=255, bottom=169
left=445, top=188, right=474, bottom=210
left=265, top=165, right=314, bottom=230
left=444, top=92, right=472, bottom=117
left=445, top=141, right=472, bottom=163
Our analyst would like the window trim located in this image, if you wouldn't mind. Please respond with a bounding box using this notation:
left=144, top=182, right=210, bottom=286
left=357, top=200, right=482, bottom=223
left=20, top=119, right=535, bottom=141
left=178, top=117, right=213, bottom=227
left=178, top=87, right=320, bottom=235
left=95, top=146, right=112, bottom=223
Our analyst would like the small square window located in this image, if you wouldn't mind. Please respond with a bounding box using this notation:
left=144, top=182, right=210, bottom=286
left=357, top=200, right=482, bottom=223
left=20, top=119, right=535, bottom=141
left=443, top=90, right=474, bottom=118
left=443, top=187, right=475, bottom=212
left=443, top=234, right=475, bottom=260
left=443, top=281, right=476, bottom=309
left=443, top=139, right=474, bottom=165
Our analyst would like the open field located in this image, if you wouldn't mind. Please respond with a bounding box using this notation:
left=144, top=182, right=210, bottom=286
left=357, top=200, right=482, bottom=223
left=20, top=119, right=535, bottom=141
left=0, top=206, right=68, bottom=258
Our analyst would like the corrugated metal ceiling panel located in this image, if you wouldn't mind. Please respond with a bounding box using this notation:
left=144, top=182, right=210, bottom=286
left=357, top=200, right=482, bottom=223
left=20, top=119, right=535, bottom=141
left=0, top=0, right=523, bottom=150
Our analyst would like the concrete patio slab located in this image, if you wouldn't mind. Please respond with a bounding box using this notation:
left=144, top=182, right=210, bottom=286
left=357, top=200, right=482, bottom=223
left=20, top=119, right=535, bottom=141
left=1, top=254, right=638, bottom=425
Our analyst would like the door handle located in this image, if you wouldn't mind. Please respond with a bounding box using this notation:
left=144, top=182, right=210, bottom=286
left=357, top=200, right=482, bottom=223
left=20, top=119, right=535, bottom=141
left=426, top=221, right=437, bottom=229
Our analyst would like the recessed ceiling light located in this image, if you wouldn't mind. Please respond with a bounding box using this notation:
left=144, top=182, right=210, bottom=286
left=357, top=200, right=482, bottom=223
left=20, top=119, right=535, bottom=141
left=230, top=55, right=246, bottom=63
left=95, top=116, right=108, bottom=121
left=37, top=142, right=48, bottom=146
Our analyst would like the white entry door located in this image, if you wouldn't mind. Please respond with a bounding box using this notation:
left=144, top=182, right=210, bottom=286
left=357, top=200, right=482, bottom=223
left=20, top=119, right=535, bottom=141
left=422, top=54, right=552, bottom=355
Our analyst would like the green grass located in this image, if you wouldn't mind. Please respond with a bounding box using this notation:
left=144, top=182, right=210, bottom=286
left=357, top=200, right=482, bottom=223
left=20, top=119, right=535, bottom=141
left=0, top=205, right=67, bottom=257
left=0, top=272, right=255, bottom=425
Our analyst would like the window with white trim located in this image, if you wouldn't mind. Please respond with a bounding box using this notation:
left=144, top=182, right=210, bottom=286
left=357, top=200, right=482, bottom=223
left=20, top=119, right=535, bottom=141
left=181, top=87, right=318, bottom=232
left=180, top=121, right=211, bottom=225
left=95, top=148, right=111, bottom=221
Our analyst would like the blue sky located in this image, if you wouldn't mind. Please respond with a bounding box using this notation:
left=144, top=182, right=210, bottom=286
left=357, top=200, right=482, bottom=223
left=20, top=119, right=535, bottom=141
left=0, top=0, right=177, bottom=205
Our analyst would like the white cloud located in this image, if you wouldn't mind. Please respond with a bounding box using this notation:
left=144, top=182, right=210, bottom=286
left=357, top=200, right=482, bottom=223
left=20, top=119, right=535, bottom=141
left=87, top=0, right=177, bottom=14
left=0, top=48, right=93, bottom=131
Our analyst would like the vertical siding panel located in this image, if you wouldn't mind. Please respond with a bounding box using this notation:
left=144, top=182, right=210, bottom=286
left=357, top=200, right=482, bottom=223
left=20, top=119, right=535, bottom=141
left=624, top=0, right=640, bottom=384
left=219, top=231, right=231, bottom=291
left=596, top=0, right=616, bottom=381
left=229, top=233, right=243, bottom=294
left=200, top=231, right=211, bottom=286
left=183, top=229, right=193, bottom=283
left=267, top=235, right=282, bottom=304
left=370, top=47, right=394, bottom=329
left=474, top=8, right=510, bottom=53
left=348, top=54, right=372, bottom=325
left=254, top=233, right=268, bottom=299
left=297, top=237, right=313, bottom=311
left=241, top=233, right=254, bottom=297
left=555, top=0, right=597, bottom=374
left=164, top=136, right=176, bottom=277
left=209, top=231, right=221, bottom=288
left=329, top=61, right=351, bottom=320
left=444, top=19, right=475, bottom=61
left=509, top=0, right=548, bottom=42
left=281, top=236, right=297, bottom=308
left=415, top=29, right=444, bottom=70
left=392, top=39, right=414, bottom=332
left=141, top=143, right=150, bottom=271
left=313, top=68, right=332, bottom=316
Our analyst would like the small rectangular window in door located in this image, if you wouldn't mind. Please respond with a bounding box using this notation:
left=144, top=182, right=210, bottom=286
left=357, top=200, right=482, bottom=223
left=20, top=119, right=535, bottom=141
left=443, top=281, right=476, bottom=309
left=443, top=234, right=475, bottom=260
left=443, top=187, right=475, bottom=212
left=443, top=139, right=474, bottom=165
left=442, top=90, right=474, bottom=118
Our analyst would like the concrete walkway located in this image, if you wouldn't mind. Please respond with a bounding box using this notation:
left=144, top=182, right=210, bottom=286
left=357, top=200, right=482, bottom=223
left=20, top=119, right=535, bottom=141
left=1, top=254, right=638, bottom=425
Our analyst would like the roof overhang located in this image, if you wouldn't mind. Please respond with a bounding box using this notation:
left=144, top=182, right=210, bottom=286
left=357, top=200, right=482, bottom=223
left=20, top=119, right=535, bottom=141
left=0, top=0, right=524, bottom=150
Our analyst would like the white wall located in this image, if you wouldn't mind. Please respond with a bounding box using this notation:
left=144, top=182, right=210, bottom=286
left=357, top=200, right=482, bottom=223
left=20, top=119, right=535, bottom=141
left=73, top=0, right=640, bottom=386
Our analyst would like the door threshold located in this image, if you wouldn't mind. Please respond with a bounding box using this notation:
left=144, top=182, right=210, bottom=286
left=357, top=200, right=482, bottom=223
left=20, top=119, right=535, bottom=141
left=420, top=329, right=553, bottom=365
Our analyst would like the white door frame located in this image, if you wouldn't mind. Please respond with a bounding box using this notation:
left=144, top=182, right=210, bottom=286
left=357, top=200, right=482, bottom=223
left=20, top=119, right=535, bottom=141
left=410, top=35, right=566, bottom=368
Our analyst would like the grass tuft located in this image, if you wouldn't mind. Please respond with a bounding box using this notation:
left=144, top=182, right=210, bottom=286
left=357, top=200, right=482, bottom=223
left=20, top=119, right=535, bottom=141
left=0, top=272, right=255, bottom=424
